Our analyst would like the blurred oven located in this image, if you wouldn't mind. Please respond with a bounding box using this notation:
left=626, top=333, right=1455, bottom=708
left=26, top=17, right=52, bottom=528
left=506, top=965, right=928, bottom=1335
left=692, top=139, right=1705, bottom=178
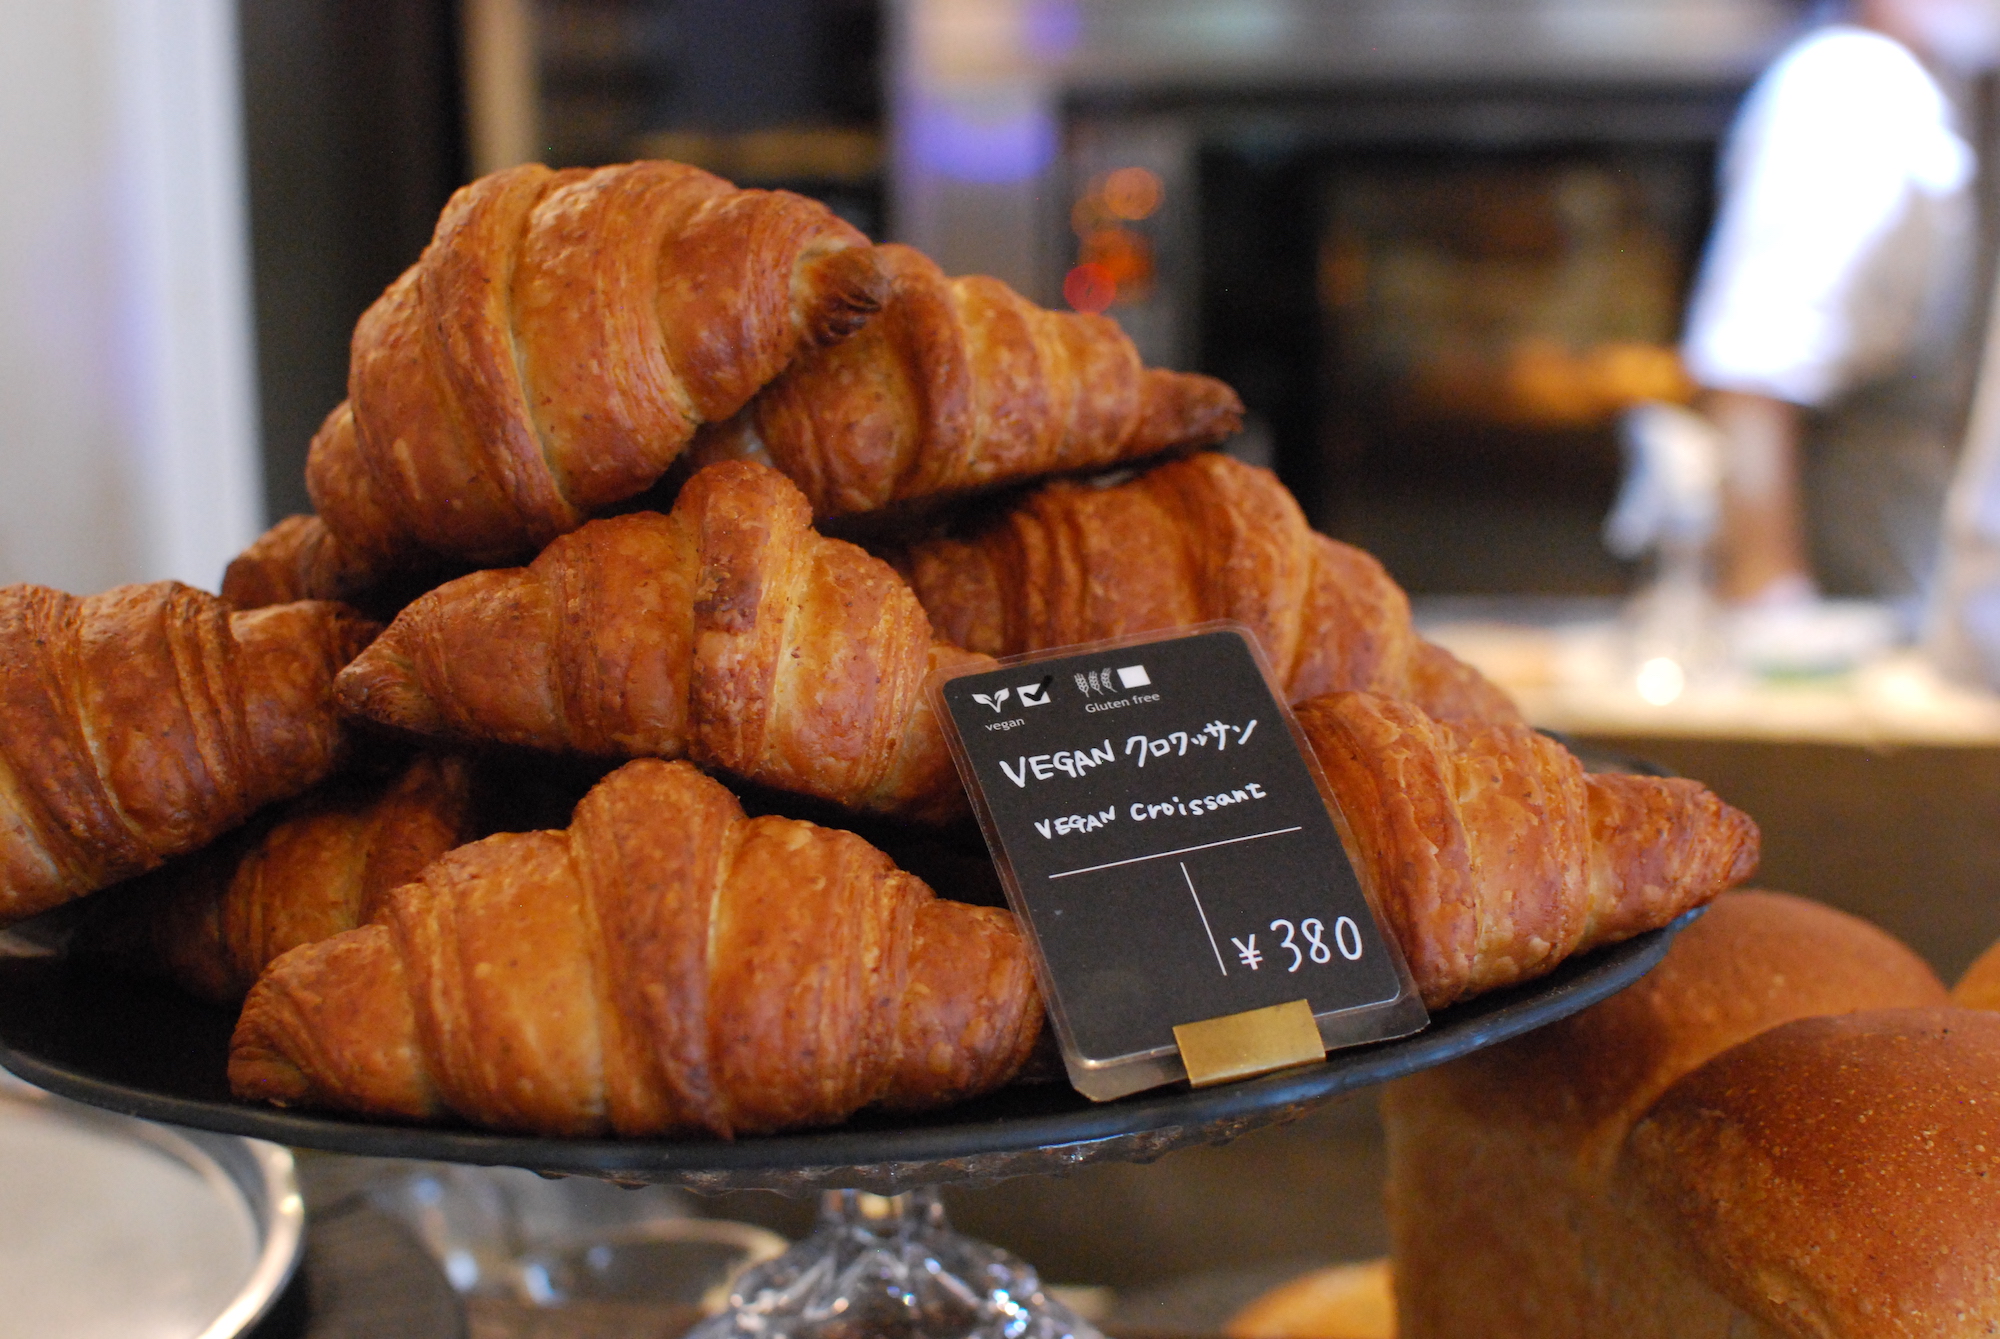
left=1189, top=102, right=1721, bottom=595
left=893, top=0, right=1807, bottom=594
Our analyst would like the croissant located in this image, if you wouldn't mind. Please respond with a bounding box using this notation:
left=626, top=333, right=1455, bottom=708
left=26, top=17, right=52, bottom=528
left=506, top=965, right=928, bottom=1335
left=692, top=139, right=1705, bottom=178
left=221, top=514, right=369, bottom=608
left=229, top=758, right=1044, bottom=1137
left=81, top=753, right=477, bottom=1004
left=0, top=584, right=379, bottom=926
left=335, top=460, right=987, bottom=822
left=683, top=242, right=1243, bottom=518
left=219, top=512, right=459, bottom=624
left=305, top=160, right=888, bottom=585
left=900, top=451, right=1521, bottom=728
left=1297, top=692, right=1758, bottom=1009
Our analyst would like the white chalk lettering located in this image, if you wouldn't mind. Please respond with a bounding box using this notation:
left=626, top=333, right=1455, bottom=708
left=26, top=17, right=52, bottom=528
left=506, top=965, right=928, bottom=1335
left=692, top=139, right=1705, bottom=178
left=1127, top=782, right=1270, bottom=820
left=1034, top=806, right=1119, bottom=839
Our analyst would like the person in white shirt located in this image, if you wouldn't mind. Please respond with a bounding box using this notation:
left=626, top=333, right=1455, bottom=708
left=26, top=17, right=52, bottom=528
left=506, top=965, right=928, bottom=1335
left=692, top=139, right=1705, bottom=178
left=1682, top=0, right=1996, bottom=612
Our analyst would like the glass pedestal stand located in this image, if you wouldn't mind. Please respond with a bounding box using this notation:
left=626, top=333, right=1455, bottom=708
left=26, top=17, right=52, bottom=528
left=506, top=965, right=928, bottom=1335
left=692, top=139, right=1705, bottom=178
left=692, top=1188, right=1101, bottom=1339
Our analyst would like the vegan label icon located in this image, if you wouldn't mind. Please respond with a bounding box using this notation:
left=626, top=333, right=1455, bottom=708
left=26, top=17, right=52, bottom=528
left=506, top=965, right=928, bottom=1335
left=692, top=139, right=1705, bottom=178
left=971, top=687, right=1012, bottom=712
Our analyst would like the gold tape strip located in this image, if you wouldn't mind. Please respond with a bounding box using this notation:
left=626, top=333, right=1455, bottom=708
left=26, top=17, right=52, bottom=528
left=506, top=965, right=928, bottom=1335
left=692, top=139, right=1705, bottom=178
left=1173, top=999, right=1325, bottom=1088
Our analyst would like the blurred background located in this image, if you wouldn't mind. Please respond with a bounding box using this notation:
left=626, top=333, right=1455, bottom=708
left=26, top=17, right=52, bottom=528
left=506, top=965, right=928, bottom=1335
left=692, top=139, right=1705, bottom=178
left=8, top=2, right=2000, bottom=1331
left=4, top=0, right=1865, bottom=601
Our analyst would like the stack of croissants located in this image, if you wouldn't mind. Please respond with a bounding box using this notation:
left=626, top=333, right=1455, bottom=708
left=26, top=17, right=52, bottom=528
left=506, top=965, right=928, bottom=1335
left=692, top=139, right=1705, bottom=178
left=0, top=159, right=1758, bottom=1140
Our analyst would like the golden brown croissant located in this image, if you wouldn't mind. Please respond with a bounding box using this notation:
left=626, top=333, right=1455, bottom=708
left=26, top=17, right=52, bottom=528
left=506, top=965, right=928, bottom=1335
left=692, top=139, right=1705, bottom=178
left=899, top=452, right=1521, bottom=728
left=0, top=584, right=379, bottom=926
left=221, top=514, right=370, bottom=608
left=334, top=460, right=986, bottom=822
left=683, top=242, right=1244, bottom=517
left=229, top=758, right=1044, bottom=1137
left=1296, top=691, right=1759, bottom=1009
left=305, top=160, right=887, bottom=584
left=219, top=512, right=458, bottom=623
left=82, top=753, right=477, bottom=1004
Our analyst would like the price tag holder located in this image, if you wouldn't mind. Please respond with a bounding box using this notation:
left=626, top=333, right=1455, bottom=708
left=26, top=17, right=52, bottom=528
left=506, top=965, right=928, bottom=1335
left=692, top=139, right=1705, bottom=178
left=932, top=625, right=1428, bottom=1102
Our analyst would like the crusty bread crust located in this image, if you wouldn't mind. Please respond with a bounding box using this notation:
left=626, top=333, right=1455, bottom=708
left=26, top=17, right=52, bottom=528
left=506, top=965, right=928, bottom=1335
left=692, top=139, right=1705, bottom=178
left=1385, top=891, right=1949, bottom=1338
left=1623, top=1008, right=2000, bottom=1335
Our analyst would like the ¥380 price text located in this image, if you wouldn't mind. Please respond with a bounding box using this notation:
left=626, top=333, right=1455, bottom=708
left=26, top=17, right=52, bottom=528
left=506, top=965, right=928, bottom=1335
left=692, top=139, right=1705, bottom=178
left=1225, top=916, right=1365, bottom=973
left=1180, top=863, right=1369, bottom=978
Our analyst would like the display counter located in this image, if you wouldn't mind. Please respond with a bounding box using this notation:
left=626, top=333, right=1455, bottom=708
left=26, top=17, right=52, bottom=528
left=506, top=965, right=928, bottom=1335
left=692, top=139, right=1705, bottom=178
left=1424, top=597, right=2000, bottom=978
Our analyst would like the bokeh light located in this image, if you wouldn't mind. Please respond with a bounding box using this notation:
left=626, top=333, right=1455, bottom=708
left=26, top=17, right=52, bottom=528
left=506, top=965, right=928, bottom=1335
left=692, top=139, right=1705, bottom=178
left=1635, top=657, right=1686, bottom=706
left=1078, top=226, right=1153, bottom=290
left=1069, top=167, right=1166, bottom=309
left=1071, top=191, right=1112, bottom=237
left=1063, top=263, right=1116, bottom=313
left=1101, top=166, right=1164, bottom=221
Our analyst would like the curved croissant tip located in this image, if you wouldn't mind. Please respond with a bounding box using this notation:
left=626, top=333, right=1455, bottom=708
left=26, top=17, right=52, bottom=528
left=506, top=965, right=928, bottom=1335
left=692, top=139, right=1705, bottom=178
left=1132, top=369, right=1247, bottom=453
left=221, top=515, right=325, bottom=609
left=228, top=974, right=318, bottom=1106
left=1723, top=802, right=1763, bottom=889
left=802, top=244, right=889, bottom=346
left=335, top=639, right=450, bottom=738
left=226, top=1041, right=314, bottom=1108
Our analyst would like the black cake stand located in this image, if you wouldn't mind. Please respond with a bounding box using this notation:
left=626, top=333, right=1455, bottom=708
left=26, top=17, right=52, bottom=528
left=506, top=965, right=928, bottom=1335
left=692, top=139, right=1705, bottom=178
left=0, top=907, right=1695, bottom=1338
left=0, top=729, right=1698, bottom=1337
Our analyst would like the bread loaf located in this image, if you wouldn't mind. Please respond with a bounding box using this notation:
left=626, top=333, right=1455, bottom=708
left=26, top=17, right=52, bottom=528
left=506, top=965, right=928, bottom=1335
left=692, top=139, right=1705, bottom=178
left=1227, top=1260, right=1396, bottom=1339
left=1383, top=891, right=1952, bottom=1337
left=1951, top=934, right=2000, bottom=1010
left=1619, top=1008, right=2000, bottom=1334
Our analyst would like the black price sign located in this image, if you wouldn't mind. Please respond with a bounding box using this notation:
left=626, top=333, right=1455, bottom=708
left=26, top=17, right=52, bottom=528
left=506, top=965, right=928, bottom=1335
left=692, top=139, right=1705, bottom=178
left=934, top=626, right=1426, bottom=1101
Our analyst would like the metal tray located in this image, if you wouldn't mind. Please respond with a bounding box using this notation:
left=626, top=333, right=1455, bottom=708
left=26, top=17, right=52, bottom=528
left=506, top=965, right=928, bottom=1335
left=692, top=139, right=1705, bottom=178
left=0, top=1071, right=303, bottom=1338
left=0, top=909, right=1695, bottom=1195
